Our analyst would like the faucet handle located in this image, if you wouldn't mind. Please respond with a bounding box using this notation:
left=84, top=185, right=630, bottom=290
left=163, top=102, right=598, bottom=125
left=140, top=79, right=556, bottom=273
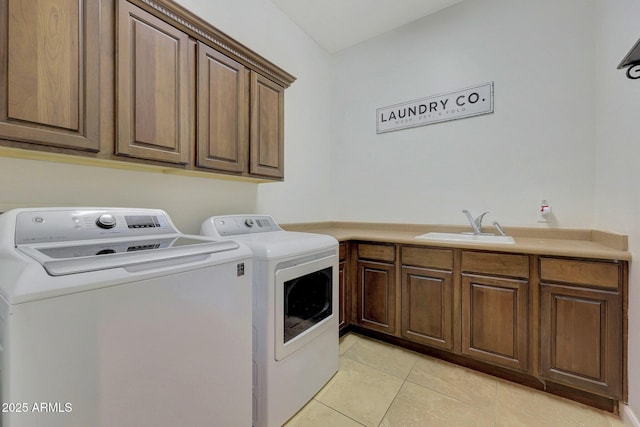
left=492, top=221, right=507, bottom=236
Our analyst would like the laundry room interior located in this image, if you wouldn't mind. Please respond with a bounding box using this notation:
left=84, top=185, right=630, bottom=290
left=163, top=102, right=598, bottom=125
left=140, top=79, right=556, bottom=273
left=0, top=0, right=638, bottom=426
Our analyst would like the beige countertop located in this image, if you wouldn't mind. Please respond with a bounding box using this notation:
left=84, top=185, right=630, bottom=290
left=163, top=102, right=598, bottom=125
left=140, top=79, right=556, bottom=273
left=281, top=222, right=631, bottom=261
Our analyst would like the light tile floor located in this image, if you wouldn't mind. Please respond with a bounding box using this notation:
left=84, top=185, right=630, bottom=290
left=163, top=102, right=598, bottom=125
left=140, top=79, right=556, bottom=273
left=284, top=333, right=625, bottom=427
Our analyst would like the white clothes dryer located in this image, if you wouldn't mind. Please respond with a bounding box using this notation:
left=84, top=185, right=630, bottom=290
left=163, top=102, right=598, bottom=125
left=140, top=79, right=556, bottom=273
left=0, top=207, right=253, bottom=427
left=200, top=215, right=339, bottom=427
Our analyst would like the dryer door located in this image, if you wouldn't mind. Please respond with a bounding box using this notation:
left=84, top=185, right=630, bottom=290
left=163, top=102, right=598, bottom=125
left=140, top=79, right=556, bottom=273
left=274, top=254, right=338, bottom=361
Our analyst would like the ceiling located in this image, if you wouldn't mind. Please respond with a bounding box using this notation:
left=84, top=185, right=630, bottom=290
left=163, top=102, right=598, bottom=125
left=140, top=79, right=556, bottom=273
left=269, top=0, right=465, bottom=53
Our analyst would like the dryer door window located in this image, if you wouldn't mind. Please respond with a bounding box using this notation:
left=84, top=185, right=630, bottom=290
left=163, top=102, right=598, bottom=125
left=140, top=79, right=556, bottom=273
left=283, top=266, right=332, bottom=343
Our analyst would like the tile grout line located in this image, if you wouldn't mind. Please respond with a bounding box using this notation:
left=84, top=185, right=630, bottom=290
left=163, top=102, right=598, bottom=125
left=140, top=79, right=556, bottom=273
left=400, top=355, right=501, bottom=415
left=376, top=380, right=403, bottom=427
left=312, top=399, right=367, bottom=427
left=375, top=355, right=420, bottom=427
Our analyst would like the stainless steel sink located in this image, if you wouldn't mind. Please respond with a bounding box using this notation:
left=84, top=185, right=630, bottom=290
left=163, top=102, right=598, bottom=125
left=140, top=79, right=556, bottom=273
left=415, top=232, right=515, bottom=244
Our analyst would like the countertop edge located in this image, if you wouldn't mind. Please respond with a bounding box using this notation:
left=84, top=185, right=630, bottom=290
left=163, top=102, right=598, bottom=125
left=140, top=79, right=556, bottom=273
left=281, top=222, right=631, bottom=262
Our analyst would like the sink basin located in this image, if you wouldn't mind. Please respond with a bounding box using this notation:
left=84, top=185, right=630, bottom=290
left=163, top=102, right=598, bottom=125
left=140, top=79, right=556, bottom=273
left=415, top=232, right=515, bottom=244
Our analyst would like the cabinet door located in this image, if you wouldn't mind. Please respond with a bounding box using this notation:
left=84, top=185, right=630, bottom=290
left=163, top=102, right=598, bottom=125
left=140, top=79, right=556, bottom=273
left=196, top=42, right=248, bottom=172
left=357, top=261, right=396, bottom=334
left=540, top=283, right=622, bottom=398
left=339, top=259, right=347, bottom=330
left=401, top=267, right=453, bottom=350
left=0, top=0, right=100, bottom=151
left=462, top=274, right=528, bottom=371
left=250, top=72, right=284, bottom=178
left=116, top=0, right=190, bottom=164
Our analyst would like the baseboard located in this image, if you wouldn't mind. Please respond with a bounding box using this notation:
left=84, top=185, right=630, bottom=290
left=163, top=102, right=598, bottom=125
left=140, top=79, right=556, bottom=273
left=623, top=404, right=640, bottom=427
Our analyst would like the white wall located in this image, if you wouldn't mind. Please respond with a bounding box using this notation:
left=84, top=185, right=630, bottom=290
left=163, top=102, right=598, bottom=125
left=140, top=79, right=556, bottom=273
left=0, top=157, right=258, bottom=234
left=0, top=0, right=335, bottom=232
left=331, top=0, right=597, bottom=228
left=594, top=0, right=640, bottom=424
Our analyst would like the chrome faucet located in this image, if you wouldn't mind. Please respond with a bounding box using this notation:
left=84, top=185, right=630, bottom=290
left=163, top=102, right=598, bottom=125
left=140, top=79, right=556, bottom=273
left=462, top=210, right=489, bottom=235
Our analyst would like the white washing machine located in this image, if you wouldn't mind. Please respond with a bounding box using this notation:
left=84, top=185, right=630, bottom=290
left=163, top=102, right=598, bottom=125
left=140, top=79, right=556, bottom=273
left=200, top=215, right=339, bottom=427
left=0, top=207, right=253, bottom=427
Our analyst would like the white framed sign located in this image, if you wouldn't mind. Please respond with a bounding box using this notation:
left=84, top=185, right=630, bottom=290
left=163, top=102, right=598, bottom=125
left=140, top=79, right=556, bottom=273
left=376, top=82, right=494, bottom=134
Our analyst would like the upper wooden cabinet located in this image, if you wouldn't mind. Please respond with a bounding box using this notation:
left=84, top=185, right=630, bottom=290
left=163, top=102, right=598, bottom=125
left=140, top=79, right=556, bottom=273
left=196, top=42, right=248, bottom=173
left=250, top=73, right=284, bottom=178
left=116, top=0, right=190, bottom=164
left=1, top=0, right=295, bottom=180
left=0, top=0, right=101, bottom=151
left=115, top=0, right=292, bottom=177
left=196, top=46, right=285, bottom=177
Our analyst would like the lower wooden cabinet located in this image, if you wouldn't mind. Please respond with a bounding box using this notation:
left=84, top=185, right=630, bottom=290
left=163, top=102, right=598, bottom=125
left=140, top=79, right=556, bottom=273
left=540, top=284, right=622, bottom=398
left=401, top=266, right=453, bottom=350
left=399, top=245, right=455, bottom=350
left=356, top=260, right=396, bottom=334
left=341, top=242, right=627, bottom=405
left=539, top=257, right=623, bottom=399
left=461, top=274, right=529, bottom=371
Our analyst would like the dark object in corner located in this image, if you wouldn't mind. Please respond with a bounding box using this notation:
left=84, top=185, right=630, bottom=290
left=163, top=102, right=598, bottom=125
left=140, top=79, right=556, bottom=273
left=618, top=37, right=640, bottom=79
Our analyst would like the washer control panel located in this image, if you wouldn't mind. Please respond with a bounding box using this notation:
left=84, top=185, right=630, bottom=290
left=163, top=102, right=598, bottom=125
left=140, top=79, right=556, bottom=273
left=208, top=215, right=281, bottom=237
left=15, top=208, right=176, bottom=245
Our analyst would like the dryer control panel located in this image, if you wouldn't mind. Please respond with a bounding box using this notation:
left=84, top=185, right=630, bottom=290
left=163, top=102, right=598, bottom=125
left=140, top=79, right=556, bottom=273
left=203, top=215, right=281, bottom=237
left=15, top=208, right=177, bottom=244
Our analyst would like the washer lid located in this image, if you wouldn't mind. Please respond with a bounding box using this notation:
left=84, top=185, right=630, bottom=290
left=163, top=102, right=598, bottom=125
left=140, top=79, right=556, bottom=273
left=17, top=236, right=239, bottom=276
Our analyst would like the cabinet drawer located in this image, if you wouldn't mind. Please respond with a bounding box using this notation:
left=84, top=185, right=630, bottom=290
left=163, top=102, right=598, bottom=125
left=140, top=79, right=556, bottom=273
left=461, top=251, right=529, bottom=278
left=357, top=243, right=395, bottom=262
left=540, top=258, right=620, bottom=290
left=401, top=246, right=453, bottom=270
